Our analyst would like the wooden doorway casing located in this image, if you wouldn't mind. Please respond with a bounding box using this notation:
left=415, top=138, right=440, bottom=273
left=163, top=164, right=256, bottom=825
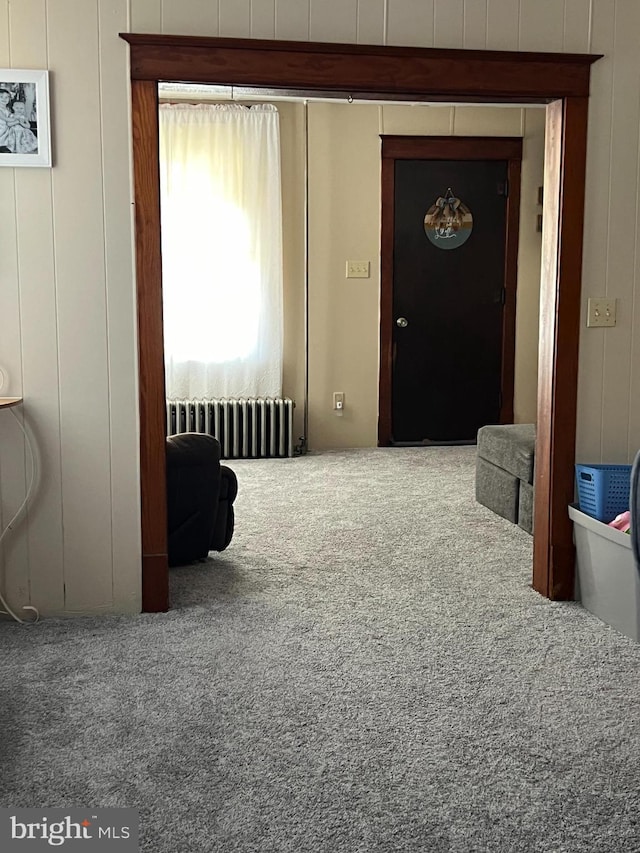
left=379, top=135, right=523, bottom=446
left=119, top=34, right=600, bottom=611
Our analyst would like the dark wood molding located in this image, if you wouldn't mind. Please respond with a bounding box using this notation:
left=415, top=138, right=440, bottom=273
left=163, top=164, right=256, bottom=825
left=381, top=136, right=524, bottom=161
left=533, top=100, right=563, bottom=598
left=378, top=152, right=395, bottom=446
left=142, top=554, right=170, bottom=613
left=120, top=34, right=599, bottom=609
left=500, top=155, right=522, bottom=424
left=378, top=136, right=522, bottom=444
left=533, top=97, right=589, bottom=600
left=120, top=33, right=599, bottom=101
left=131, top=79, right=170, bottom=613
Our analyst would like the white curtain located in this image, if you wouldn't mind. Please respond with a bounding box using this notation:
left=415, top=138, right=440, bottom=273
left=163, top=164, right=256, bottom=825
left=159, top=103, right=283, bottom=399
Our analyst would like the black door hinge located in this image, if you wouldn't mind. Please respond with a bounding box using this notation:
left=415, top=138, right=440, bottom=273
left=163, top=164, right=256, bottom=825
left=498, top=179, right=509, bottom=197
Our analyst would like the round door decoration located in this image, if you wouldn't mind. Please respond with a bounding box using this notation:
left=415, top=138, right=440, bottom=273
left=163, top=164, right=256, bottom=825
left=424, top=188, right=473, bottom=250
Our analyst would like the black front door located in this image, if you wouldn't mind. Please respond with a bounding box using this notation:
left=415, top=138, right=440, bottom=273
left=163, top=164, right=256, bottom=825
left=391, top=158, right=510, bottom=444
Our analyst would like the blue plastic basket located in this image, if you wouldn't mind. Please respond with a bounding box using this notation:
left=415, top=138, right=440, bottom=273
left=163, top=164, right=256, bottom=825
left=575, top=463, right=632, bottom=523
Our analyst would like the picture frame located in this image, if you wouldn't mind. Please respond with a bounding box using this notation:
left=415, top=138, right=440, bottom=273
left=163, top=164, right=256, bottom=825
left=0, top=69, right=51, bottom=167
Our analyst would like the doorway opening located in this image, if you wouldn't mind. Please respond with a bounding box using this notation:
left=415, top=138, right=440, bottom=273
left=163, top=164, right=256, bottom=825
left=120, top=34, right=600, bottom=611
left=157, top=89, right=542, bottom=461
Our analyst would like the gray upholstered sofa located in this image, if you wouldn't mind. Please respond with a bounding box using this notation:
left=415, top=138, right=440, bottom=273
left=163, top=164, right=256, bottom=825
left=475, top=424, right=536, bottom=534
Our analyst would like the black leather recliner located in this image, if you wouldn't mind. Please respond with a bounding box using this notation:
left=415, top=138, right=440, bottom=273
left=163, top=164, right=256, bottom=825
left=166, top=433, right=238, bottom=567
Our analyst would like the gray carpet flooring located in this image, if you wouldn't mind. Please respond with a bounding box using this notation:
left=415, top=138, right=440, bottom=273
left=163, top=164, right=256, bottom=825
left=1, top=447, right=640, bottom=852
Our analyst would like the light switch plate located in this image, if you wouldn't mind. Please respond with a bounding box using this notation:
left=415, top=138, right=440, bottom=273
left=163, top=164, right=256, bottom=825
left=346, top=260, right=370, bottom=279
left=587, top=297, right=616, bottom=328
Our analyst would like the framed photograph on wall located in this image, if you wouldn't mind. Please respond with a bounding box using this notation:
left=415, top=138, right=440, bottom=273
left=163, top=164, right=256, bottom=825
left=0, top=69, right=51, bottom=167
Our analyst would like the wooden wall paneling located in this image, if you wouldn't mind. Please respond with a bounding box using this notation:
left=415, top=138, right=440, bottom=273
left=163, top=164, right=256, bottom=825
left=356, top=0, right=385, bottom=45
left=563, top=0, right=592, bottom=53
left=0, top=0, right=50, bottom=609
left=162, top=0, right=220, bottom=37
left=49, top=0, right=114, bottom=612
left=309, top=0, right=357, bottom=44
left=386, top=0, right=434, bottom=48
left=462, top=0, right=487, bottom=50
left=0, top=0, right=7, bottom=581
left=485, top=0, right=519, bottom=50
left=14, top=168, right=64, bottom=614
left=575, top=0, right=614, bottom=461
left=130, top=79, right=169, bottom=612
left=0, top=0, right=9, bottom=568
left=0, top=178, right=28, bottom=612
left=0, top=0, right=30, bottom=614
left=130, top=0, right=162, bottom=33
left=599, top=2, right=640, bottom=463
left=533, top=97, right=590, bottom=600
left=588, top=0, right=615, bottom=56
left=7, top=0, right=46, bottom=66
left=0, top=417, right=29, bottom=610
left=251, top=0, right=276, bottom=39
left=219, top=0, right=251, bottom=38
left=274, top=0, right=310, bottom=41
left=0, top=0, right=7, bottom=56
left=10, top=0, right=64, bottom=614
left=100, top=0, right=143, bottom=612
left=434, top=0, right=464, bottom=49
left=519, top=0, right=564, bottom=53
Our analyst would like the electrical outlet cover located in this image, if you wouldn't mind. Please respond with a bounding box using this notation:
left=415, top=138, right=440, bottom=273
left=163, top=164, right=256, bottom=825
left=587, top=297, right=616, bottom=328
left=346, top=261, right=370, bottom=279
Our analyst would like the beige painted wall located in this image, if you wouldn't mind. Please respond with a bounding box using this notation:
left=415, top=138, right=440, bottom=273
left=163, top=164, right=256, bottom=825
left=305, top=101, right=545, bottom=449
left=0, top=0, right=638, bottom=615
left=307, top=102, right=382, bottom=448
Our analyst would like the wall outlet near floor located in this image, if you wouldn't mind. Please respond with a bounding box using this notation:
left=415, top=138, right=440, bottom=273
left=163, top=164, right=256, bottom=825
left=346, top=260, right=370, bottom=279
left=587, top=297, right=617, bottom=328
left=333, top=392, right=344, bottom=411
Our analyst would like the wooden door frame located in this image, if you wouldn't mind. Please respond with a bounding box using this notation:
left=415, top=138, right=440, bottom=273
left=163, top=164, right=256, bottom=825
left=379, top=135, right=523, bottom=445
left=119, top=33, right=600, bottom=610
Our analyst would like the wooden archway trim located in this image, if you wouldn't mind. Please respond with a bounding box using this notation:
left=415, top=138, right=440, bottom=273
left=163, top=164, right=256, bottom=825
left=122, top=33, right=594, bottom=101
left=130, top=79, right=167, bottom=612
left=120, top=34, right=600, bottom=611
left=533, top=97, right=590, bottom=598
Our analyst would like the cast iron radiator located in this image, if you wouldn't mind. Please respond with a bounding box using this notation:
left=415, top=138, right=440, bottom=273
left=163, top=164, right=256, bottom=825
left=166, top=398, right=295, bottom=459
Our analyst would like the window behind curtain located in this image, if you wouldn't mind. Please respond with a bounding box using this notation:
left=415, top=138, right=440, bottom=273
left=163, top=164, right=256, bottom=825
left=159, top=103, right=284, bottom=399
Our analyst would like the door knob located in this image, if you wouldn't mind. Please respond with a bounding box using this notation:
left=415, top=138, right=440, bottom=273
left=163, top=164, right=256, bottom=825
left=396, top=317, right=409, bottom=328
